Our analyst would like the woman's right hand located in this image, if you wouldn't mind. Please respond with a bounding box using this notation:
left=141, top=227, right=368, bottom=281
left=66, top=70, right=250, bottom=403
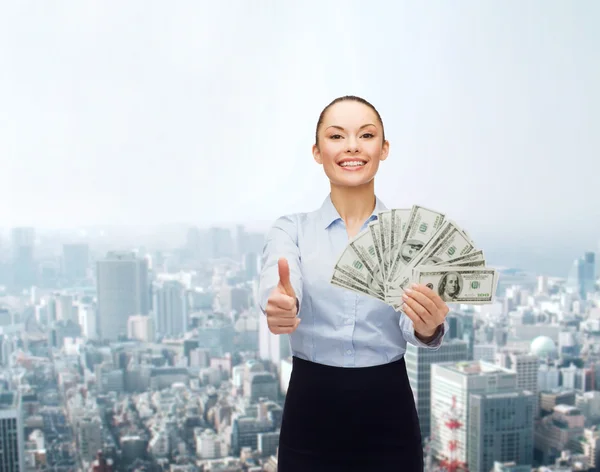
left=265, top=257, right=301, bottom=335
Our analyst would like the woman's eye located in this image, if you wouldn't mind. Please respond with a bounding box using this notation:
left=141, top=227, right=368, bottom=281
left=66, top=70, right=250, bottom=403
left=330, top=134, right=342, bottom=139
left=362, top=133, right=374, bottom=138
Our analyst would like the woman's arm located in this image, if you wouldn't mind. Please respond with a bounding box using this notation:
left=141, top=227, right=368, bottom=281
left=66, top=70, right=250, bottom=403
left=400, top=314, right=448, bottom=350
left=258, top=215, right=303, bottom=315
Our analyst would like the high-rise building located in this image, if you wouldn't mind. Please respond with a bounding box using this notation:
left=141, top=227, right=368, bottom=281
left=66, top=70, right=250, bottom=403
left=235, top=224, right=246, bottom=259
left=496, top=350, right=541, bottom=417
left=78, top=304, right=98, bottom=340
left=447, top=311, right=475, bottom=360
left=537, top=275, right=549, bottom=294
left=468, top=391, right=535, bottom=472
left=55, top=293, right=76, bottom=323
left=152, top=280, right=187, bottom=337
left=10, top=227, right=35, bottom=289
left=127, top=315, right=155, bottom=342
left=405, top=338, right=469, bottom=441
left=96, top=252, right=149, bottom=341
left=431, top=360, right=533, bottom=470
left=0, top=391, right=25, bottom=472
left=583, top=252, right=596, bottom=296
left=567, top=252, right=596, bottom=300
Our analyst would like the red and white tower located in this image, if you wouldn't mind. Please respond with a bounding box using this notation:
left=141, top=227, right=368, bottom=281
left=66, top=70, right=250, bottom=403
left=439, top=395, right=468, bottom=472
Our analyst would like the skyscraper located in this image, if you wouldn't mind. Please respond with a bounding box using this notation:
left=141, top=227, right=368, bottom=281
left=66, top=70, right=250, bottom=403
left=152, top=280, right=187, bottom=337
left=496, top=350, right=541, bottom=418
left=405, top=338, right=469, bottom=441
left=468, top=391, right=534, bottom=472
left=96, top=251, right=149, bottom=341
left=567, top=251, right=597, bottom=300
left=0, top=391, right=25, bottom=472
left=431, top=361, right=533, bottom=469
left=583, top=252, right=596, bottom=295
left=10, top=227, right=35, bottom=289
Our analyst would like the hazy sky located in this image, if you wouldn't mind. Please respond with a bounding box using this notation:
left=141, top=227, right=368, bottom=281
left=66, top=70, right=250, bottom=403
left=1, top=1, right=599, bottom=251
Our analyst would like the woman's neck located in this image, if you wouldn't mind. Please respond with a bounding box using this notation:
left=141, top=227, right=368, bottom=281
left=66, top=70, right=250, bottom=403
left=330, top=180, right=377, bottom=229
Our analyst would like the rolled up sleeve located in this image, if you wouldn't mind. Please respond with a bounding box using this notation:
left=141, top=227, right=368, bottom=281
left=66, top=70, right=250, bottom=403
left=400, top=315, right=448, bottom=350
left=258, top=215, right=303, bottom=315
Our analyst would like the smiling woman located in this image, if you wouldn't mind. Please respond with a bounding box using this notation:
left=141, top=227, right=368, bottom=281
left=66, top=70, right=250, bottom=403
left=312, top=96, right=389, bottom=205
left=258, top=95, right=449, bottom=471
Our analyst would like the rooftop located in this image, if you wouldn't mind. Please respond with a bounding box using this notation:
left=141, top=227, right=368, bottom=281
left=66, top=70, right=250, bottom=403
left=447, top=360, right=512, bottom=376
left=0, top=392, right=19, bottom=409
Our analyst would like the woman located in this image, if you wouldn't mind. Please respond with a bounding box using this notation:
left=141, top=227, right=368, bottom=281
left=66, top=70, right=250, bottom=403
left=258, top=95, right=450, bottom=471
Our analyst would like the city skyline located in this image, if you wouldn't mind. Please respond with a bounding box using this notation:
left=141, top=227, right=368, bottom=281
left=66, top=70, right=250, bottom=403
left=1, top=221, right=598, bottom=279
left=1, top=2, right=599, bottom=471
left=1, top=1, right=599, bottom=245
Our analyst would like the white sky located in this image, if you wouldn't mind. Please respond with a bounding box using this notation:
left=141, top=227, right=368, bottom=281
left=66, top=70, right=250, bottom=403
left=1, top=1, right=598, bottom=250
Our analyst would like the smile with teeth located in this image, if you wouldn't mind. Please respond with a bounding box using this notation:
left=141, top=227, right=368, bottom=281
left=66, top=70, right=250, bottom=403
left=339, top=161, right=366, bottom=167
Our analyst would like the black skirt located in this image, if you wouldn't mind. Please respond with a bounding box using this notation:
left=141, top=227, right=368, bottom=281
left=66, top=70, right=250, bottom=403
left=278, top=355, right=423, bottom=472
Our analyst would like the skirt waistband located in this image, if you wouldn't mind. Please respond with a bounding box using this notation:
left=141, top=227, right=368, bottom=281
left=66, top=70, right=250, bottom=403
left=291, top=355, right=406, bottom=386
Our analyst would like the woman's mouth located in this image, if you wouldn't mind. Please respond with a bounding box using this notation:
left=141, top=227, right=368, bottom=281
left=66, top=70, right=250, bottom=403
left=338, top=159, right=367, bottom=170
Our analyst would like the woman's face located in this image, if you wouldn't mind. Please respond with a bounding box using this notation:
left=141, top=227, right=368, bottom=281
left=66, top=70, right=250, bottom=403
left=312, top=100, right=389, bottom=189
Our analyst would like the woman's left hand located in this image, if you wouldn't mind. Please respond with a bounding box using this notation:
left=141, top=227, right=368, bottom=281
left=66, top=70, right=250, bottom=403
left=401, top=283, right=449, bottom=339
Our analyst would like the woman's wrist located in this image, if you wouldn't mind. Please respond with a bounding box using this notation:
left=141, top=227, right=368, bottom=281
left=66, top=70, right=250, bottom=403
left=415, top=324, right=441, bottom=343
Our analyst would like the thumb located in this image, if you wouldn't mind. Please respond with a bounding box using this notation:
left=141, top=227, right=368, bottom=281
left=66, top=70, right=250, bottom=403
left=277, top=257, right=295, bottom=298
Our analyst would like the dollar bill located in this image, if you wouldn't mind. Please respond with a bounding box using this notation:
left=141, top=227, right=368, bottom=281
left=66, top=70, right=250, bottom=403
left=411, top=267, right=498, bottom=304
left=378, top=210, right=392, bottom=272
left=386, top=205, right=446, bottom=287
left=412, top=221, right=475, bottom=267
left=387, top=208, right=411, bottom=278
left=330, top=203, right=496, bottom=309
left=446, top=259, right=485, bottom=267
left=331, top=272, right=384, bottom=300
left=347, top=227, right=385, bottom=291
left=437, top=249, right=485, bottom=266
left=332, top=244, right=383, bottom=293
left=387, top=219, right=477, bottom=298
left=368, top=221, right=386, bottom=281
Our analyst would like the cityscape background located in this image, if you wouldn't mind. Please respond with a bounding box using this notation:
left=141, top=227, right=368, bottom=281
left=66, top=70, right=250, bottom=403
left=1, top=1, right=599, bottom=472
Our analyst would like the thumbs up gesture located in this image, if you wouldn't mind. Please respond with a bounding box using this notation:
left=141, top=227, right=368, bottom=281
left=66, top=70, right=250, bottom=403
left=265, top=257, right=301, bottom=335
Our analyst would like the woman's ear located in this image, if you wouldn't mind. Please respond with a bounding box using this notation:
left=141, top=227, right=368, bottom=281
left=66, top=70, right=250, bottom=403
left=312, top=143, right=323, bottom=164
left=380, top=139, right=390, bottom=162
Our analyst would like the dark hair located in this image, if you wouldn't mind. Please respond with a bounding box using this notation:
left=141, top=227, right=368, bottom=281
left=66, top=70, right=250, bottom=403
left=315, top=95, right=385, bottom=146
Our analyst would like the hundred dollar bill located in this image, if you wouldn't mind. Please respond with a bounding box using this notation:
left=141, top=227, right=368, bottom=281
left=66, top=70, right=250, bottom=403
left=387, top=208, right=411, bottom=278
left=346, top=227, right=385, bottom=291
left=367, top=221, right=386, bottom=282
left=387, top=220, right=469, bottom=300
left=332, top=266, right=383, bottom=298
left=331, top=272, right=384, bottom=301
left=378, top=210, right=392, bottom=274
left=446, top=259, right=485, bottom=267
left=408, top=220, right=475, bottom=269
left=332, top=244, right=383, bottom=294
left=386, top=205, right=445, bottom=286
left=411, top=267, right=498, bottom=304
left=436, top=250, right=485, bottom=266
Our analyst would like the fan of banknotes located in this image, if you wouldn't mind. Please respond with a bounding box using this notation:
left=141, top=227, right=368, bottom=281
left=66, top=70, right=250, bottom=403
left=330, top=205, right=499, bottom=312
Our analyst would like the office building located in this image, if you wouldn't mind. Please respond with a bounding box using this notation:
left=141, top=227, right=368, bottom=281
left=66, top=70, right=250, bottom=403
left=97, top=251, right=149, bottom=341
left=405, top=338, right=469, bottom=441
left=431, top=361, right=533, bottom=470
left=0, top=391, right=25, bottom=472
